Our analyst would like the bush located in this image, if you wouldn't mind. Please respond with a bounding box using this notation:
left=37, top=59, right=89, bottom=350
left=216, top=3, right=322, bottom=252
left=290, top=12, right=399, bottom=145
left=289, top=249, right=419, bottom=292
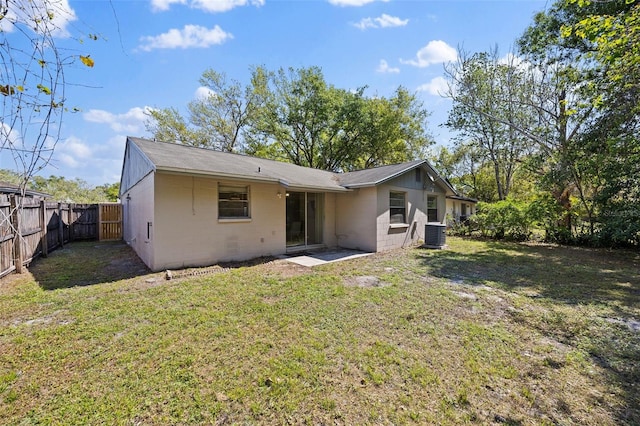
left=595, top=203, right=640, bottom=247
left=474, top=200, right=531, bottom=241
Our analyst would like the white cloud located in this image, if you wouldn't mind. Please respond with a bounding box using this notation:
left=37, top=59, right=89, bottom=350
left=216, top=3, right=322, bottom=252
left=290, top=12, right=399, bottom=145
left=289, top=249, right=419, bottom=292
left=401, top=40, right=457, bottom=68
left=353, top=13, right=408, bottom=30
left=353, top=17, right=375, bottom=30
left=0, top=0, right=77, bottom=37
left=329, top=0, right=388, bottom=6
left=138, top=25, right=233, bottom=51
left=48, top=135, right=125, bottom=184
left=55, top=136, right=92, bottom=169
left=194, top=86, right=216, bottom=100
left=376, top=59, right=400, bottom=74
left=417, top=76, right=449, bottom=96
left=151, top=0, right=187, bottom=12
left=376, top=14, right=408, bottom=28
left=0, top=123, right=22, bottom=150
left=83, top=107, right=153, bottom=134
left=192, top=0, right=264, bottom=12
left=151, top=0, right=264, bottom=13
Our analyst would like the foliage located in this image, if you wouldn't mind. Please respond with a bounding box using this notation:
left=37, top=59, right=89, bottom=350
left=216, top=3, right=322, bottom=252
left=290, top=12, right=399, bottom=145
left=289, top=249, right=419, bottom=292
left=95, top=182, right=120, bottom=202
left=146, top=69, right=263, bottom=152
left=0, top=168, right=21, bottom=185
left=439, top=0, right=639, bottom=247
left=444, top=48, right=535, bottom=201
left=189, top=69, right=263, bottom=152
left=473, top=200, right=531, bottom=241
left=145, top=107, right=209, bottom=148
left=1, top=169, right=117, bottom=202
left=147, top=65, right=433, bottom=171
left=20, top=173, right=118, bottom=203
left=0, top=0, right=96, bottom=193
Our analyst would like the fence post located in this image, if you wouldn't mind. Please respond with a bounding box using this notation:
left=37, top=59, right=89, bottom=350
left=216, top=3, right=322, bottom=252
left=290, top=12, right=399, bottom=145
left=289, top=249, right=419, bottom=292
left=58, top=202, right=64, bottom=248
left=69, top=203, right=74, bottom=243
left=40, top=199, right=48, bottom=257
left=10, top=195, right=23, bottom=274
left=98, top=203, right=103, bottom=241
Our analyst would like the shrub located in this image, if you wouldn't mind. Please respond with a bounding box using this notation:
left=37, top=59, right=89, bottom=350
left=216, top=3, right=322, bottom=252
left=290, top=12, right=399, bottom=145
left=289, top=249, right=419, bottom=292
left=474, top=200, right=531, bottom=241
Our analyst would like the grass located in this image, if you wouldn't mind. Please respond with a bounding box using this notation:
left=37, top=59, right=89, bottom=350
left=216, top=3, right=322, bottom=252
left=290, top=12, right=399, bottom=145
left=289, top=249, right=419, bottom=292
left=0, top=238, right=638, bottom=425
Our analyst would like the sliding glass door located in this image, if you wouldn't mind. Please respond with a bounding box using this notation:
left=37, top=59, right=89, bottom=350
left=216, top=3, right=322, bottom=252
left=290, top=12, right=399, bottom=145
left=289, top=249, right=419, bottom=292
left=286, top=192, right=324, bottom=247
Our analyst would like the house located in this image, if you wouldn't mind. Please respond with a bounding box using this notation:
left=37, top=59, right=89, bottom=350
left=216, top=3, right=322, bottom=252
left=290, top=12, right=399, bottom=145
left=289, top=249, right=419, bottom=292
left=446, top=194, right=477, bottom=225
left=119, top=137, right=465, bottom=271
left=0, top=181, right=49, bottom=200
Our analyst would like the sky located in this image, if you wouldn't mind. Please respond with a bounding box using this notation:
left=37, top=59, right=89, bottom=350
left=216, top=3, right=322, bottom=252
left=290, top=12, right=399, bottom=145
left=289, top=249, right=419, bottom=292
left=1, top=0, right=550, bottom=186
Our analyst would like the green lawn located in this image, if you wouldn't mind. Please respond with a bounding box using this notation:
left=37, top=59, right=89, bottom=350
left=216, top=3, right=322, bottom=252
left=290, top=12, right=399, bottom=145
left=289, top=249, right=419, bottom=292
left=1, top=238, right=638, bottom=425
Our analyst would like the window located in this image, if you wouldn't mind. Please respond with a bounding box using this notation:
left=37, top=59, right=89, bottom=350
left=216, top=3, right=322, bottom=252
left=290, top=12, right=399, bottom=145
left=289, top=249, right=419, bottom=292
left=219, top=184, right=250, bottom=218
left=389, top=191, right=406, bottom=224
left=427, top=196, right=438, bottom=222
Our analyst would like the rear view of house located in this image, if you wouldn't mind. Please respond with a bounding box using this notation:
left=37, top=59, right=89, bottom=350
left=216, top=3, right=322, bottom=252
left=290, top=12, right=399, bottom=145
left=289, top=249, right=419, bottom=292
left=120, top=137, right=469, bottom=271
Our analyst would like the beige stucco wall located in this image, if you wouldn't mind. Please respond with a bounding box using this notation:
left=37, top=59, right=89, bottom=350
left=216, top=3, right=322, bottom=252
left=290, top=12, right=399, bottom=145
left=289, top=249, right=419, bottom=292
left=122, top=172, right=155, bottom=269
left=375, top=177, right=447, bottom=252
left=335, top=187, right=377, bottom=252
left=151, top=173, right=286, bottom=271
left=323, top=192, right=337, bottom=248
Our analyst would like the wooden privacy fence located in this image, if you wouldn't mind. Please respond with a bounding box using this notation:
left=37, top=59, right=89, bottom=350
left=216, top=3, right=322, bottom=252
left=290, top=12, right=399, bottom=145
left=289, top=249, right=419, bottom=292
left=0, top=195, right=122, bottom=278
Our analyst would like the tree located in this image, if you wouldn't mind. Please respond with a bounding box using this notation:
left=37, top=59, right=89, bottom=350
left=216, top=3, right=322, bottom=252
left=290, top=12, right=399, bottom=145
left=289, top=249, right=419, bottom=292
left=0, top=168, right=21, bottom=185
left=350, top=86, right=432, bottom=170
left=96, top=182, right=120, bottom=202
left=247, top=66, right=357, bottom=169
left=444, top=48, right=535, bottom=200
left=188, top=68, right=262, bottom=152
left=146, top=68, right=263, bottom=152
left=145, top=107, right=208, bottom=147
left=31, top=175, right=117, bottom=203
left=1, top=0, right=96, bottom=193
left=248, top=66, right=432, bottom=171
left=432, top=144, right=492, bottom=201
left=560, top=0, right=640, bottom=245
left=1, top=1, right=96, bottom=272
left=518, top=0, right=640, bottom=244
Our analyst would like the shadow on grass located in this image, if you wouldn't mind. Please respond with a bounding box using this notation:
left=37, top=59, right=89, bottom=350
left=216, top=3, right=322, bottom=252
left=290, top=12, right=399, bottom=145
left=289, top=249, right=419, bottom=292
left=414, top=239, right=640, bottom=425
left=416, top=240, right=640, bottom=307
left=28, top=241, right=150, bottom=290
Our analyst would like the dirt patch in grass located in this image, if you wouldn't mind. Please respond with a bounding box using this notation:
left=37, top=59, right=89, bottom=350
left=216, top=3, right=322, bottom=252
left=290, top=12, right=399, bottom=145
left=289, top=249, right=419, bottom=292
left=343, top=275, right=391, bottom=288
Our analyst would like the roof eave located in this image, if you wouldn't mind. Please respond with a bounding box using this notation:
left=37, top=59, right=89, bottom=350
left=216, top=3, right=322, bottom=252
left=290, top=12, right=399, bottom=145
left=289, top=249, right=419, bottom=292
left=156, top=167, right=349, bottom=192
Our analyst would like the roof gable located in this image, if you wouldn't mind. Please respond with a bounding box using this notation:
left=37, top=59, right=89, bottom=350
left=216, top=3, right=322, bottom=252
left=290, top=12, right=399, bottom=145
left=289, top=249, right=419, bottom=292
left=338, top=160, right=456, bottom=195
left=337, top=160, right=426, bottom=188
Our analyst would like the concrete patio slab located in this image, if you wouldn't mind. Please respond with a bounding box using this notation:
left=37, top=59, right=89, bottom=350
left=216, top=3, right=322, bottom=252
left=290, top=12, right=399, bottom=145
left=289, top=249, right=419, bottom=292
left=281, top=249, right=373, bottom=267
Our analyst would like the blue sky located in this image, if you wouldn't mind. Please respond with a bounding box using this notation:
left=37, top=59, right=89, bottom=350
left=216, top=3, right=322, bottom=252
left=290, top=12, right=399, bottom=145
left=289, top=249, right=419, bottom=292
left=2, top=0, right=548, bottom=186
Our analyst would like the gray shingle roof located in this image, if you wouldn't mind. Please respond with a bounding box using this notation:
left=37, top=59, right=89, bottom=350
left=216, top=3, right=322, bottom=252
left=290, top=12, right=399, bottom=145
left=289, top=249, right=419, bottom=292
left=126, top=137, right=454, bottom=194
left=337, top=160, right=426, bottom=188
left=0, top=181, right=50, bottom=198
left=128, top=137, right=346, bottom=192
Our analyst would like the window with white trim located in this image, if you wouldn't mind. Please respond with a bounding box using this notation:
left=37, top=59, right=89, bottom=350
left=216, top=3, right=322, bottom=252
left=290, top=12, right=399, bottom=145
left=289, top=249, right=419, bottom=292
left=389, top=191, right=406, bottom=224
left=218, top=184, right=250, bottom=219
left=427, top=196, right=438, bottom=222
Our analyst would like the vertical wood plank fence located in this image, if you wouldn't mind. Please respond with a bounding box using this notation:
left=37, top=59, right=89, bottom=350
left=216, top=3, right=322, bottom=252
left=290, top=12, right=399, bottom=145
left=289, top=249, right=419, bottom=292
left=0, top=195, right=122, bottom=278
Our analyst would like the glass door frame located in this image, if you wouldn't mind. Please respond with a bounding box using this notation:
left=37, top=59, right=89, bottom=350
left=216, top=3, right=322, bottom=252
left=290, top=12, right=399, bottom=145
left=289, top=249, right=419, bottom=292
left=286, top=191, right=324, bottom=250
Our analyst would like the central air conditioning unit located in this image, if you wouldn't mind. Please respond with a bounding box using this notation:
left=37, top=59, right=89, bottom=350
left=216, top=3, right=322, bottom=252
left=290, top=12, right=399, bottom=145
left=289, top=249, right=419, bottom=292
left=424, top=223, right=446, bottom=249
